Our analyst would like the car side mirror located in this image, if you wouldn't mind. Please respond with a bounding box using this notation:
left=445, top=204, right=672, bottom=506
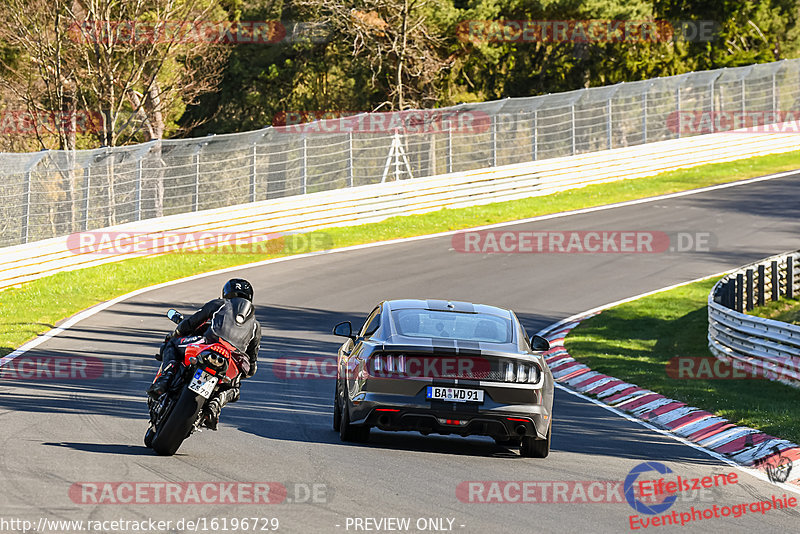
left=167, top=309, right=184, bottom=324
left=530, top=335, right=550, bottom=352
left=333, top=321, right=354, bottom=339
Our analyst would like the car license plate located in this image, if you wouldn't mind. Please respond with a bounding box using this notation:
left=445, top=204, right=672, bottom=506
left=188, top=369, right=218, bottom=399
left=426, top=386, right=484, bottom=403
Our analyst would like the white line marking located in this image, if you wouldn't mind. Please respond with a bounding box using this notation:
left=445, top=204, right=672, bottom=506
left=2, top=167, right=798, bottom=370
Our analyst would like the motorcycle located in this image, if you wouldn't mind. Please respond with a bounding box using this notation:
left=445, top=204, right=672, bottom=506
left=144, top=309, right=243, bottom=456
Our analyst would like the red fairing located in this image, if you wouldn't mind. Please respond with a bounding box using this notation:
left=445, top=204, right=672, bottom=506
left=183, top=341, right=242, bottom=380
left=225, top=356, right=241, bottom=379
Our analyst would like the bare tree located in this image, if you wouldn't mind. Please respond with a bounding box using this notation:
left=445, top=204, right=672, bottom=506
left=303, top=0, right=453, bottom=111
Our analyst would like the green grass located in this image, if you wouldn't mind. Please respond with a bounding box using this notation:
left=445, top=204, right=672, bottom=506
left=750, top=297, right=800, bottom=325
left=3, top=148, right=800, bottom=358
left=565, top=277, right=800, bottom=443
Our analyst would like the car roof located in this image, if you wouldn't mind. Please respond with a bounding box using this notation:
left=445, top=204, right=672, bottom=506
left=384, top=299, right=513, bottom=319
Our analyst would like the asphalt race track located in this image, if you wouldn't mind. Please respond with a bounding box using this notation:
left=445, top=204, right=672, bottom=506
left=2, top=174, right=800, bottom=533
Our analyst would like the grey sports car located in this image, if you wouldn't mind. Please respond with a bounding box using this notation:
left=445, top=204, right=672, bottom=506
left=332, top=299, right=554, bottom=457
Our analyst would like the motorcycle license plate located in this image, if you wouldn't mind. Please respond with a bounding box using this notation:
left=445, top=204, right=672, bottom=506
left=188, top=369, right=218, bottom=399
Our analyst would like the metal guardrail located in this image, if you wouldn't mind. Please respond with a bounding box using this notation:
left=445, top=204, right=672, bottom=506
left=708, top=250, right=800, bottom=387
left=2, top=59, right=800, bottom=248
left=3, top=130, right=800, bottom=291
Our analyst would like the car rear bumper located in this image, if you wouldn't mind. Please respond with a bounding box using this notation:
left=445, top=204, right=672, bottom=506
left=348, top=390, right=551, bottom=439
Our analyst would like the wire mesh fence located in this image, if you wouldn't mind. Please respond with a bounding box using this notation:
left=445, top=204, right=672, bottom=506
left=3, top=59, right=800, bottom=248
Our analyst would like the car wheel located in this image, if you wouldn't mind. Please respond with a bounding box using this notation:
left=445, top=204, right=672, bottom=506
left=339, top=396, right=370, bottom=443
left=520, top=423, right=550, bottom=458
left=333, top=380, right=342, bottom=432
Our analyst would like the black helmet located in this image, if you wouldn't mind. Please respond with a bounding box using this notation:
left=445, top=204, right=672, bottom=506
left=222, top=278, right=253, bottom=301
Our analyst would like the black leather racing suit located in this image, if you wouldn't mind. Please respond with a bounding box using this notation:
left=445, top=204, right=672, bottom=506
left=164, top=297, right=260, bottom=377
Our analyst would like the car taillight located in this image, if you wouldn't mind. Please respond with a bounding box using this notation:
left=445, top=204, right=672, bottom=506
left=371, top=353, right=406, bottom=375
left=504, top=361, right=515, bottom=381
left=504, top=361, right=541, bottom=383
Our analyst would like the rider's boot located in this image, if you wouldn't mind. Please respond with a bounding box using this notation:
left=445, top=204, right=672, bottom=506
left=147, top=361, right=177, bottom=398
left=203, top=387, right=240, bottom=431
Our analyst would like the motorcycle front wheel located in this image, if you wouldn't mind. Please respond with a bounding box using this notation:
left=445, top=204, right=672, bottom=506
left=151, top=388, right=205, bottom=456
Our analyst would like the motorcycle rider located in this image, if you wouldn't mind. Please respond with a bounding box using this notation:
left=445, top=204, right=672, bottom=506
left=147, top=278, right=261, bottom=430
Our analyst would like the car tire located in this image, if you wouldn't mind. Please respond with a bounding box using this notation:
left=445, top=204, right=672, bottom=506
left=333, top=380, right=342, bottom=432
left=520, top=423, right=550, bottom=458
left=144, top=425, right=156, bottom=448
left=339, top=397, right=370, bottom=443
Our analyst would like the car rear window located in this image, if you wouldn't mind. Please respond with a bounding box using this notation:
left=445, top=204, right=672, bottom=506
left=391, top=309, right=512, bottom=343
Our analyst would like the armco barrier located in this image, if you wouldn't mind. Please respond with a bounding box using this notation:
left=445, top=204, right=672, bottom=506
left=708, top=250, right=800, bottom=388
left=2, top=129, right=800, bottom=291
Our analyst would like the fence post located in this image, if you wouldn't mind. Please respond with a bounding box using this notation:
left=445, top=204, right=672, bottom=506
left=675, top=86, right=681, bottom=139
left=736, top=273, right=744, bottom=312
left=135, top=156, right=143, bottom=221
left=347, top=132, right=354, bottom=187
left=757, top=264, right=765, bottom=306
left=491, top=115, right=497, bottom=167
left=709, top=77, right=715, bottom=133
left=642, top=91, right=647, bottom=144
left=570, top=103, right=576, bottom=155
left=21, top=169, right=32, bottom=244
left=532, top=110, right=538, bottom=160
left=301, top=136, right=308, bottom=194
left=725, top=280, right=735, bottom=308
left=193, top=145, right=201, bottom=212
left=447, top=123, right=453, bottom=173
left=82, top=164, right=91, bottom=231
left=741, top=78, right=746, bottom=116
left=607, top=98, right=612, bottom=150
left=772, top=260, right=780, bottom=301
left=746, top=268, right=754, bottom=311
left=772, top=71, right=778, bottom=114
left=249, top=142, right=257, bottom=202
left=788, top=255, right=795, bottom=298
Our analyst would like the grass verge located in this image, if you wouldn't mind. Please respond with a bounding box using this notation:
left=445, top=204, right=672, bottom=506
left=750, top=297, right=800, bottom=325
left=564, top=277, right=800, bottom=444
left=3, top=149, right=800, bottom=357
